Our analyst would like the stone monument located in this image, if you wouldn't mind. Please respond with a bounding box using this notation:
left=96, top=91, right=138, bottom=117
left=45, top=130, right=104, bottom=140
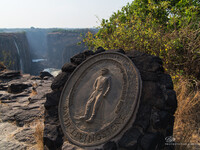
left=44, top=48, right=177, bottom=150
left=59, top=52, right=142, bottom=148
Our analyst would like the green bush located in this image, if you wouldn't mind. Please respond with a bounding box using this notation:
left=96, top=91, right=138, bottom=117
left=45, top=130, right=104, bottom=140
left=83, top=0, right=200, bottom=80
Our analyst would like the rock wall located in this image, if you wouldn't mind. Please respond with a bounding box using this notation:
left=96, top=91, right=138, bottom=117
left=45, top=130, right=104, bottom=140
left=0, top=33, right=32, bottom=73
left=26, top=29, right=48, bottom=59
left=46, top=30, right=88, bottom=69
left=43, top=48, right=177, bottom=150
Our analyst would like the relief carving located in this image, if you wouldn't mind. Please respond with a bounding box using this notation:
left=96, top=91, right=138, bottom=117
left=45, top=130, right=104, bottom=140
left=78, top=68, right=111, bottom=123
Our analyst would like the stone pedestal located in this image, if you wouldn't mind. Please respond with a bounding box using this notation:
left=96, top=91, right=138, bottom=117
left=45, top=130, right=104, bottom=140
left=43, top=48, right=177, bottom=150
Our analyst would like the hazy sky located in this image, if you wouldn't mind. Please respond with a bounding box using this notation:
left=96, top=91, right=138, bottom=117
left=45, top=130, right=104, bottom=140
left=0, top=0, right=133, bottom=28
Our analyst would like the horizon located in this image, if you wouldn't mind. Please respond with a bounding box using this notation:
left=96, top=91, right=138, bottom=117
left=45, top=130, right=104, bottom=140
left=0, top=0, right=133, bottom=28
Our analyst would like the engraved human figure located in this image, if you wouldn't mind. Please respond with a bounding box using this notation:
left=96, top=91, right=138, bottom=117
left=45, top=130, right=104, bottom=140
left=79, top=68, right=111, bottom=123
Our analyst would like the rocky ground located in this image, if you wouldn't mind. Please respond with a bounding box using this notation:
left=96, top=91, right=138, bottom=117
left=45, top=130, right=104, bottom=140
left=0, top=69, right=52, bottom=150
left=0, top=68, right=82, bottom=150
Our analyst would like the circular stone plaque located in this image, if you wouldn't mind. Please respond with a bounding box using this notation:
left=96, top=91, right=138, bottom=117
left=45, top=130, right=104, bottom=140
left=59, top=52, right=142, bottom=147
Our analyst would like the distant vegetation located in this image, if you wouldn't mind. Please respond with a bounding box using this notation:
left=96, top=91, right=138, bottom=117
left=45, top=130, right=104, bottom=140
left=84, top=0, right=200, bottom=148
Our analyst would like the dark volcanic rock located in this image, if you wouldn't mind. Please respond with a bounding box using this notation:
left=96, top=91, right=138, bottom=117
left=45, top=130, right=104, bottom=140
left=43, top=124, right=63, bottom=150
left=45, top=90, right=61, bottom=109
left=0, top=83, right=8, bottom=90
left=103, top=141, right=117, bottom=150
left=51, top=72, right=70, bottom=90
left=118, top=128, right=142, bottom=149
left=83, top=49, right=94, bottom=56
left=15, top=109, right=42, bottom=126
left=0, top=70, right=21, bottom=79
left=7, top=83, right=31, bottom=94
left=30, top=76, right=41, bottom=80
left=159, top=74, right=173, bottom=89
left=61, top=63, right=77, bottom=73
left=94, top=46, right=105, bottom=54
left=70, top=53, right=86, bottom=65
left=140, top=133, right=163, bottom=150
left=40, top=71, right=53, bottom=79
left=107, top=49, right=125, bottom=54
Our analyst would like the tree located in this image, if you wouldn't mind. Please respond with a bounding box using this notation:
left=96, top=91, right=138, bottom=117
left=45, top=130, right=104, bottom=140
left=83, top=0, right=200, bottom=79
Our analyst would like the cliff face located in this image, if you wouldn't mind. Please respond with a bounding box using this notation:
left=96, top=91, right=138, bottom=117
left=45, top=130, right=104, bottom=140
left=0, top=33, right=32, bottom=73
left=46, top=30, right=88, bottom=69
left=26, top=29, right=48, bottom=59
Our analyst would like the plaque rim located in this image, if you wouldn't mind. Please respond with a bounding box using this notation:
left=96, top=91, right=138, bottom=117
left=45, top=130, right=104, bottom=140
left=58, top=52, right=142, bottom=148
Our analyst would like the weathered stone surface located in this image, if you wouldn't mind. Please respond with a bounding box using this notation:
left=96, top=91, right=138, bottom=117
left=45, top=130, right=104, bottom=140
left=159, top=74, right=173, bottom=89
left=0, top=70, right=21, bottom=79
left=70, top=53, right=86, bottom=65
left=140, top=71, right=159, bottom=81
left=0, top=122, right=28, bottom=150
left=140, top=133, right=162, bottom=150
left=151, top=109, right=174, bottom=132
left=107, top=49, right=125, bottom=54
left=45, top=90, right=61, bottom=109
left=43, top=124, right=64, bottom=150
left=140, top=81, right=165, bottom=109
left=30, top=76, right=41, bottom=80
left=0, top=122, right=18, bottom=137
left=61, top=63, right=77, bottom=73
left=0, top=141, right=27, bottom=150
left=0, top=70, right=52, bottom=149
left=7, top=83, right=31, bottom=93
left=14, top=128, right=36, bottom=144
left=103, top=141, right=118, bottom=150
left=118, top=128, right=142, bottom=149
left=134, top=105, right=151, bottom=131
left=83, top=49, right=94, bottom=56
left=62, top=141, right=84, bottom=150
left=51, top=72, right=70, bottom=90
left=94, top=46, right=105, bottom=54
left=165, top=90, right=177, bottom=114
left=15, top=109, right=42, bottom=126
left=0, top=83, right=8, bottom=90
left=40, top=71, right=53, bottom=79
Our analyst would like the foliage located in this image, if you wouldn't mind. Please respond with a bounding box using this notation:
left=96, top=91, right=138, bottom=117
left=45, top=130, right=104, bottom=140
left=83, top=0, right=200, bottom=79
left=0, top=50, right=15, bottom=69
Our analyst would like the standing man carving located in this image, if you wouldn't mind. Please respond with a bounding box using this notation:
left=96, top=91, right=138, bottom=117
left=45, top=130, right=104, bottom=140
left=79, top=68, right=111, bottom=123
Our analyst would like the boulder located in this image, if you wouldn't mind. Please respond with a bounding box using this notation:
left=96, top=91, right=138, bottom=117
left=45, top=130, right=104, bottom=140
left=7, top=83, right=31, bottom=94
left=40, top=71, right=53, bottom=79
left=61, top=63, right=77, bottom=73
left=0, top=70, right=21, bottom=79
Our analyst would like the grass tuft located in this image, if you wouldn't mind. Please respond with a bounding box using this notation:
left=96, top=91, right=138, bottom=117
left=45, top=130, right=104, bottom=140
left=173, top=77, right=200, bottom=150
left=33, top=120, right=44, bottom=150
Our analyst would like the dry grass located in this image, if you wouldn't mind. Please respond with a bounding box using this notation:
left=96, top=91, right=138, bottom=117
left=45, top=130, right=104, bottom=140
left=29, top=88, right=37, bottom=97
left=173, top=77, right=200, bottom=150
left=33, top=120, right=44, bottom=150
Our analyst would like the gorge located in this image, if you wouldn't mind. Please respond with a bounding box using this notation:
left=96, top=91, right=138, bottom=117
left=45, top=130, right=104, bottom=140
left=0, top=28, right=95, bottom=75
